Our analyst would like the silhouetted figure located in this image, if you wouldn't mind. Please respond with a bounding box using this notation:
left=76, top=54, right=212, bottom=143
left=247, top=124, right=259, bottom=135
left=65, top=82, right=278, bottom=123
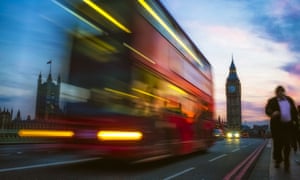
left=293, top=105, right=300, bottom=153
left=265, top=85, right=298, bottom=172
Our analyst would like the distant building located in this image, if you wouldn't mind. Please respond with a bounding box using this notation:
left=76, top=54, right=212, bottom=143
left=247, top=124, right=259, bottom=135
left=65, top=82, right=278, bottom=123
left=35, top=62, right=61, bottom=121
left=226, top=56, right=241, bottom=130
left=0, top=108, right=13, bottom=129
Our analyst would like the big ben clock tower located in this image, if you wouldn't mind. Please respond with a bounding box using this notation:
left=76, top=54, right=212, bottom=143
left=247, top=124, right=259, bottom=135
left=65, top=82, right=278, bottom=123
left=226, top=57, right=241, bottom=130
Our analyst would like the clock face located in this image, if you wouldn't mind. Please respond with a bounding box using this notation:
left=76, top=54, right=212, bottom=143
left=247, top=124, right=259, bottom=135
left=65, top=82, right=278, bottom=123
left=228, top=85, right=236, bottom=93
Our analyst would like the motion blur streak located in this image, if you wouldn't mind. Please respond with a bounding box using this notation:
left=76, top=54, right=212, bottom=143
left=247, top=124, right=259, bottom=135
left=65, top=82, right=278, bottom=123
left=52, top=0, right=103, bottom=33
left=18, top=129, right=74, bottom=138
left=137, top=0, right=203, bottom=67
left=83, top=0, right=131, bottom=33
left=168, top=84, right=187, bottom=95
left=104, top=88, right=139, bottom=99
left=123, top=43, right=156, bottom=64
left=132, top=88, right=167, bottom=101
left=97, top=131, right=143, bottom=141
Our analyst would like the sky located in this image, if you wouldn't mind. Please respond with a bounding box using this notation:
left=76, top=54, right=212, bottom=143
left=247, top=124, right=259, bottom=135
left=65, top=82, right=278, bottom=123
left=0, top=0, right=73, bottom=119
left=160, top=0, right=300, bottom=124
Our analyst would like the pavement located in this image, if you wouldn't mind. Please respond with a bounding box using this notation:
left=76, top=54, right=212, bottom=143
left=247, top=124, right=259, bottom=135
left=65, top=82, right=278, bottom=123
left=249, top=138, right=300, bottom=180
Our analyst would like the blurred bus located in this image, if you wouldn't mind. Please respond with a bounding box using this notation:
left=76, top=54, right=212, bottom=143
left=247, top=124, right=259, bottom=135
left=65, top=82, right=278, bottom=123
left=1, top=0, right=215, bottom=162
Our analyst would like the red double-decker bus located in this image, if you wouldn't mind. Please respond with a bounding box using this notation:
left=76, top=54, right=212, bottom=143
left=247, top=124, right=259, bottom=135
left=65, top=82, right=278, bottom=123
left=12, top=0, right=215, bottom=162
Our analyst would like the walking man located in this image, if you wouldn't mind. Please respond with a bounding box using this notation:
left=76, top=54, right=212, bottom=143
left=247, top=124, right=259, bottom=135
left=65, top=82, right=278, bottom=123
left=265, top=85, right=298, bottom=172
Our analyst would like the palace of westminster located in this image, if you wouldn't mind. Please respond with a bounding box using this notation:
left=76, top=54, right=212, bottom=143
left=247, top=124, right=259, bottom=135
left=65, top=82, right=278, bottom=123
left=0, top=67, right=62, bottom=129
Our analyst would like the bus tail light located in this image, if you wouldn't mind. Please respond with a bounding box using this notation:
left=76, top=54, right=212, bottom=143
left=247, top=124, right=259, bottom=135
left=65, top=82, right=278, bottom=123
left=97, top=130, right=143, bottom=141
left=18, top=129, right=74, bottom=138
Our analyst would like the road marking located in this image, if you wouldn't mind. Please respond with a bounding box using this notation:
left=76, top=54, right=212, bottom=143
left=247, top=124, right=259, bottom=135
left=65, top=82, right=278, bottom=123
left=224, top=140, right=267, bottom=180
left=0, top=157, right=102, bottom=173
left=131, top=154, right=172, bottom=164
left=208, top=154, right=227, bottom=162
left=163, top=167, right=195, bottom=180
left=231, top=148, right=240, bottom=152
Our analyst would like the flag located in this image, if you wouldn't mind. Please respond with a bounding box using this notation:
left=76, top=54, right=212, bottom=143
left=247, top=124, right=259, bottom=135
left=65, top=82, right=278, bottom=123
left=47, top=60, right=52, bottom=64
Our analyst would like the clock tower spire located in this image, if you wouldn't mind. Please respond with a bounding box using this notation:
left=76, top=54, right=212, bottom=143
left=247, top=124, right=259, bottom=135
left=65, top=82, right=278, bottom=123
left=226, top=55, right=241, bottom=131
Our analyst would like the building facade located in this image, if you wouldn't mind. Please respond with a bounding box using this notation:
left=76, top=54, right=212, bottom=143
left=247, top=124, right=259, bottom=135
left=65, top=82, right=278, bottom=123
left=226, top=58, right=241, bottom=130
left=35, top=67, right=61, bottom=121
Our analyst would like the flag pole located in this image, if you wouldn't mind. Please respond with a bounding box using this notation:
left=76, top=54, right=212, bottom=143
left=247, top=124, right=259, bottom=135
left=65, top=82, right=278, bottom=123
left=47, top=60, right=52, bottom=74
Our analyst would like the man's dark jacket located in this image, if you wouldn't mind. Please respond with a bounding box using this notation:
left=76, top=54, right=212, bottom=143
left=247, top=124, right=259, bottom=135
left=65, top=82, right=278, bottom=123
left=265, top=96, right=297, bottom=138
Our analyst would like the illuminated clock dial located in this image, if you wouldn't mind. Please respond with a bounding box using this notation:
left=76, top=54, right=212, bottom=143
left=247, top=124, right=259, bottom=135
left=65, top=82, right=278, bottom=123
left=228, top=85, right=236, bottom=93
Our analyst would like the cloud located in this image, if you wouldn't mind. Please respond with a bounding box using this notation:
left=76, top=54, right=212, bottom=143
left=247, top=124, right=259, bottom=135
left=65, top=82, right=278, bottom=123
left=279, top=66, right=300, bottom=105
left=242, top=101, right=266, bottom=121
left=0, top=86, right=31, bottom=97
left=247, top=0, right=300, bottom=53
left=282, top=62, right=300, bottom=76
left=0, top=96, right=13, bottom=103
left=215, top=100, right=226, bottom=119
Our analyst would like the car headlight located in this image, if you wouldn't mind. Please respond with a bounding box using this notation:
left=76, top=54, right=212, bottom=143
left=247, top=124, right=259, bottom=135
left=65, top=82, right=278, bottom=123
left=226, top=132, right=233, bottom=138
left=234, top=132, right=240, bottom=138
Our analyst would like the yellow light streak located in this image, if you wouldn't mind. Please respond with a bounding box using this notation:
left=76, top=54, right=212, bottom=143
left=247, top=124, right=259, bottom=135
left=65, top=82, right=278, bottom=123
left=123, top=43, right=156, bottom=64
left=18, top=129, right=74, bottom=138
left=83, top=0, right=131, bottom=33
left=97, top=130, right=143, bottom=141
left=168, top=84, right=187, bottom=95
left=132, top=88, right=166, bottom=101
left=88, top=37, right=117, bottom=52
left=138, top=0, right=203, bottom=67
left=104, top=88, right=139, bottom=99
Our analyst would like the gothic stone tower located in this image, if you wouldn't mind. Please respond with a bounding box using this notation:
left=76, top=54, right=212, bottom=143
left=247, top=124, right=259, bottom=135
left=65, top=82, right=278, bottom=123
left=226, top=57, right=241, bottom=130
left=35, top=62, right=61, bottom=121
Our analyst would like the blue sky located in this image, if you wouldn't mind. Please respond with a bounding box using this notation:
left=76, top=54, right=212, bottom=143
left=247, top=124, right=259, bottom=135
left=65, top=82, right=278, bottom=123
left=0, top=0, right=72, bottom=118
left=161, top=0, right=300, bottom=123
